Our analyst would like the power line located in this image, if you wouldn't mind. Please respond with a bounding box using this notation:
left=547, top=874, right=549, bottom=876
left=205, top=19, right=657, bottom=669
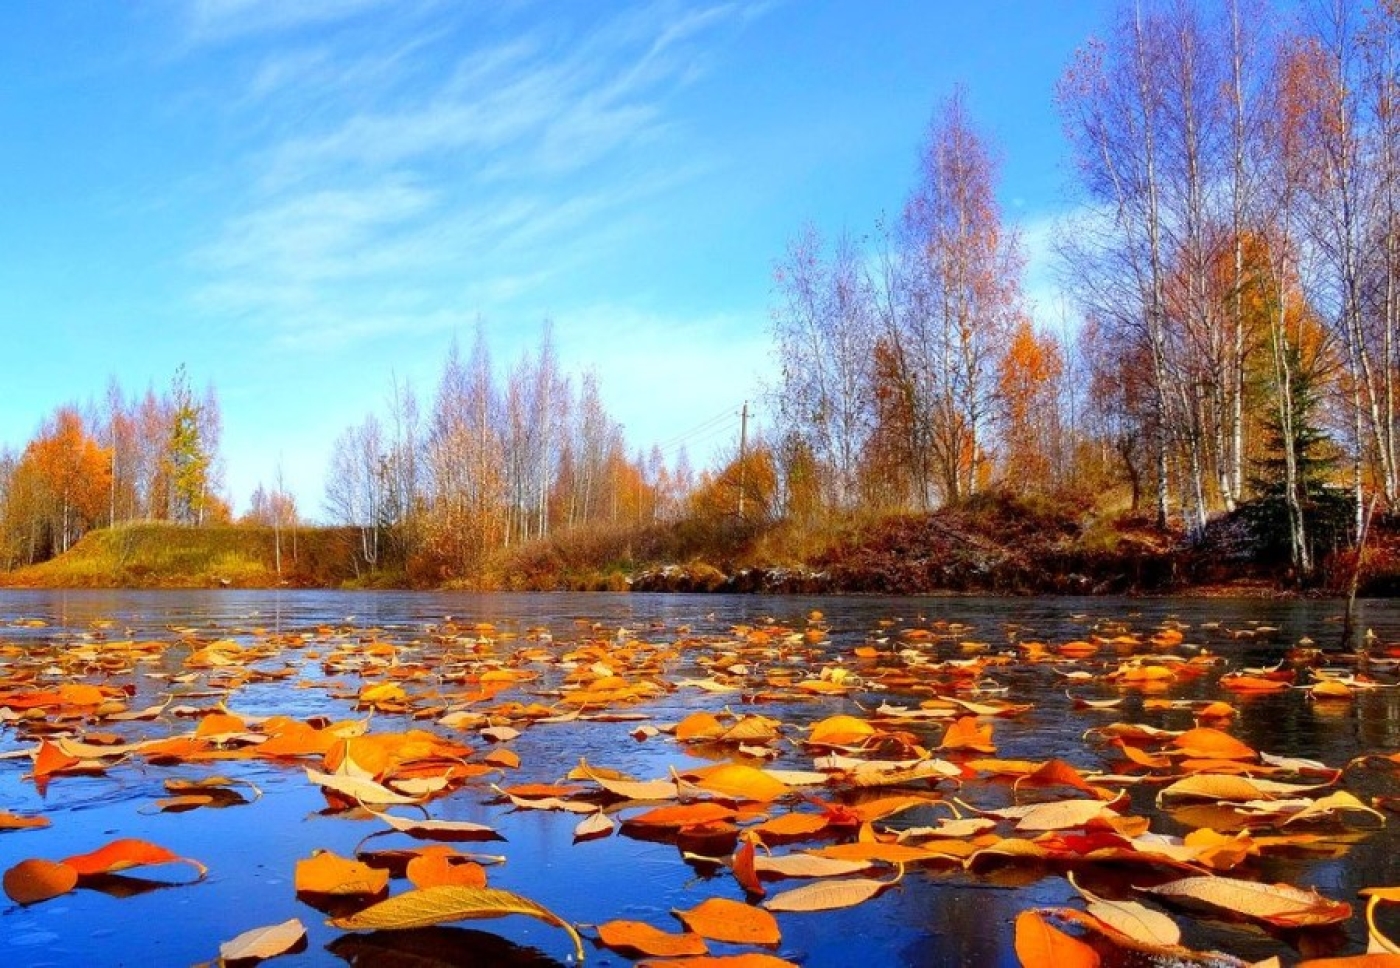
left=652, top=403, right=743, bottom=452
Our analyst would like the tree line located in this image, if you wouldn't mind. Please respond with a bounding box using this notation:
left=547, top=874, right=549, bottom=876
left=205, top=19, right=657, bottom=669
left=768, top=0, right=1400, bottom=579
left=0, top=366, right=224, bottom=567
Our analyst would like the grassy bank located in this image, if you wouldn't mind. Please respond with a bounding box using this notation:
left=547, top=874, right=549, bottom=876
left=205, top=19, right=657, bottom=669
left=0, top=523, right=373, bottom=588
left=5, top=494, right=1399, bottom=594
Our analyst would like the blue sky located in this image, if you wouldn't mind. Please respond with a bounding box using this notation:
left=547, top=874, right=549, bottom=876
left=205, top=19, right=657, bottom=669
left=0, top=0, right=1114, bottom=517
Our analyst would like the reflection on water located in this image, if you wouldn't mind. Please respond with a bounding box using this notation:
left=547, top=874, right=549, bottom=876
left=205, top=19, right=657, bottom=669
left=0, top=590, right=1398, bottom=967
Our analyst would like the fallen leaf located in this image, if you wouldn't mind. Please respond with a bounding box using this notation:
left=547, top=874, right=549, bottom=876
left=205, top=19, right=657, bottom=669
left=3, top=858, right=78, bottom=905
left=1144, top=875, right=1351, bottom=927
left=598, top=919, right=709, bottom=957
left=295, top=850, right=389, bottom=896
left=674, top=897, right=779, bottom=945
left=218, top=917, right=306, bottom=962
left=1013, top=910, right=1100, bottom=968
left=763, top=868, right=900, bottom=912
left=328, top=885, right=584, bottom=962
left=62, top=838, right=206, bottom=880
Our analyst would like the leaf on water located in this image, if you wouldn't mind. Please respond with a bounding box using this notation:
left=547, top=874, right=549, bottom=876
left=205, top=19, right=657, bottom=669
left=1067, top=871, right=1180, bottom=947
left=684, top=763, right=791, bottom=803
left=597, top=919, right=709, bottom=957
left=218, top=917, right=306, bottom=962
left=3, top=858, right=78, bottom=905
left=1013, top=910, right=1101, bottom=968
left=306, top=768, right=424, bottom=806
left=625, top=803, right=737, bottom=828
left=62, top=838, right=207, bottom=880
left=295, top=850, right=390, bottom=896
left=674, top=897, right=780, bottom=945
left=573, top=810, right=615, bottom=842
left=405, top=847, right=488, bottom=890
left=328, top=884, right=584, bottom=963
left=751, top=853, right=875, bottom=879
left=939, top=716, right=996, bottom=753
left=1144, top=875, right=1351, bottom=927
left=763, top=867, right=900, bottom=912
left=637, top=954, right=800, bottom=968
left=0, top=810, right=49, bottom=831
left=372, top=810, right=503, bottom=843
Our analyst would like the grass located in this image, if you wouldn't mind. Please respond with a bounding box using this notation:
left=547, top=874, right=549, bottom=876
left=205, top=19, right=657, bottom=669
left=0, top=523, right=367, bottom=588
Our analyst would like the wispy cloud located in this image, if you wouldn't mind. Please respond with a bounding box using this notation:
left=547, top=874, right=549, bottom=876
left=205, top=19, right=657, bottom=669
left=182, top=0, right=405, bottom=45
left=188, top=3, right=750, bottom=352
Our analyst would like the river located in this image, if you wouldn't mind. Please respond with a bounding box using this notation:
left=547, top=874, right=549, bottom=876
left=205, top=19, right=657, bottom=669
left=1, top=590, right=1398, bottom=967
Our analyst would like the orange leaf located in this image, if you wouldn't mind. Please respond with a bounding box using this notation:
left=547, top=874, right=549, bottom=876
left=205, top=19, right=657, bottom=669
left=294, top=849, right=389, bottom=896
left=808, top=715, right=877, bottom=746
left=675, top=712, right=726, bottom=741
left=32, top=739, right=80, bottom=778
left=406, top=846, right=488, bottom=889
left=674, top=897, right=780, bottom=945
left=638, top=955, right=799, bottom=968
left=1013, top=910, right=1100, bottom=968
left=626, top=803, right=737, bottom=828
left=752, top=812, right=830, bottom=839
left=62, top=838, right=206, bottom=879
left=0, top=810, right=49, bottom=831
left=597, top=920, right=708, bottom=957
left=939, top=716, right=996, bottom=754
left=734, top=838, right=765, bottom=896
left=3, top=858, right=78, bottom=905
left=1171, top=728, right=1256, bottom=761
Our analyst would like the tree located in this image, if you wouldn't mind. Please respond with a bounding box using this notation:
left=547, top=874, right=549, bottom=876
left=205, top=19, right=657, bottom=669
left=887, top=88, right=1023, bottom=506
left=165, top=365, right=214, bottom=525
left=19, top=408, right=112, bottom=555
left=997, top=318, right=1065, bottom=491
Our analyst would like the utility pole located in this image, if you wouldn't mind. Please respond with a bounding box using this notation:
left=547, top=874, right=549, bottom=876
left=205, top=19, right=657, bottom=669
left=738, top=402, right=748, bottom=519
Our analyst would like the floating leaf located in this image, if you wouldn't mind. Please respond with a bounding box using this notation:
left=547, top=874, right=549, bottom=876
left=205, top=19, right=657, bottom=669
left=574, top=810, right=615, bottom=841
left=1068, top=872, right=1179, bottom=947
left=0, top=810, right=49, bottom=831
left=674, top=897, right=780, bottom=945
left=62, top=838, right=206, bottom=880
left=598, top=920, right=708, bottom=957
left=3, top=858, right=78, bottom=905
left=1144, top=875, right=1351, bottom=927
left=218, top=917, right=306, bottom=962
left=295, top=850, right=389, bottom=896
left=1013, top=910, right=1100, bottom=968
left=405, top=847, right=488, bottom=889
left=763, top=867, right=901, bottom=912
left=328, top=885, right=584, bottom=963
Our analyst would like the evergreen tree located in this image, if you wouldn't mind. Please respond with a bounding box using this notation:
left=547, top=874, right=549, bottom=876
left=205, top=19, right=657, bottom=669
left=1240, top=345, right=1351, bottom=570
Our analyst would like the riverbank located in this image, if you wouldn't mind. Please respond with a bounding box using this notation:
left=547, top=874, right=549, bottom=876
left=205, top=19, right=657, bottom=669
left=4, top=493, right=1391, bottom=596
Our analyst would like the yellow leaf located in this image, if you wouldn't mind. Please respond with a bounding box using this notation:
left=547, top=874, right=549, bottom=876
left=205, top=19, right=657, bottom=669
left=763, top=868, right=901, bottom=912
left=328, top=885, right=584, bottom=963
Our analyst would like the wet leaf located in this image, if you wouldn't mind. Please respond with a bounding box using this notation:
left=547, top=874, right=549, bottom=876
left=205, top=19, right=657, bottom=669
left=638, top=956, right=799, bottom=968
left=328, top=885, right=584, bottom=963
left=405, top=847, right=488, bottom=889
left=218, top=917, right=306, bottom=962
left=296, top=850, right=390, bottom=896
left=674, top=897, right=780, bottom=945
left=3, top=858, right=78, bottom=905
left=574, top=810, right=615, bottom=841
left=763, top=868, right=900, bottom=912
left=0, top=810, right=49, bottom=831
left=1013, top=910, right=1100, bottom=968
left=1144, top=875, right=1351, bottom=927
left=62, top=838, right=206, bottom=880
left=1068, top=872, right=1179, bottom=947
left=597, top=920, right=708, bottom=957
